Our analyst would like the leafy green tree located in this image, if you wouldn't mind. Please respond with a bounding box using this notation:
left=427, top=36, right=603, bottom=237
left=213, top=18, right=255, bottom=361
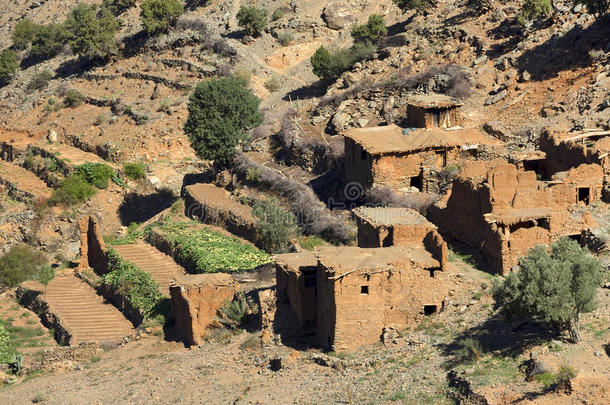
left=518, top=0, right=552, bottom=25
left=102, top=0, right=136, bottom=16
left=575, top=0, right=609, bottom=18
left=30, top=24, right=71, bottom=59
left=236, top=6, right=268, bottom=37
left=253, top=199, right=298, bottom=253
left=0, top=245, right=46, bottom=287
left=492, top=238, right=603, bottom=342
left=184, top=77, right=263, bottom=165
left=392, top=0, right=437, bottom=13
left=351, top=14, right=387, bottom=45
left=0, top=50, right=19, bottom=84
left=33, top=264, right=56, bottom=287
left=63, top=89, right=85, bottom=108
left=65, top=4, right=119, bottom=60
left=12, top=19, right=39, bottom=50
left=140, top=0, right=184, bottom=36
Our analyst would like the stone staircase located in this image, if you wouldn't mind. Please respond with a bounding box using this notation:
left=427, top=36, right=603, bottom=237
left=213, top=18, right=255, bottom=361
left=0, top=160, right=52, bottom=202
left=112, top=243, right=187, bottom=296
left=40, top=273, right=135, bottom=345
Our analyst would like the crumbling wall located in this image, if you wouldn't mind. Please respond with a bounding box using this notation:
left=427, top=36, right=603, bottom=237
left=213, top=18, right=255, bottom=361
left=275, top=263, right=317, bottom=331
left=407, top=106, right=461, bottom=129
left=169, top=274, right=237, bottom=346
left=344, top=137, right=374, bottom=188
left=77, top=216, right=106, bottom=273
left=539, top=129, right=599, bottom=174
left=423, top=230, right=448, bottom=271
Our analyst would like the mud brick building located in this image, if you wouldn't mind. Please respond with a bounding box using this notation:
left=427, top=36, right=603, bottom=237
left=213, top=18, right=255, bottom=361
left=344, top=124, right=501, bottom=191
left=353, top=206, right=448, bottom=267
left=406, top=94, right=463, bottom=129
left=432, top=161, right=603, bottom=274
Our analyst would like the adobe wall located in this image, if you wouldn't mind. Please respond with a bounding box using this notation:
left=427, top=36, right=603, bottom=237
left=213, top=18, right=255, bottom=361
left=317, top=265, right=448, bottom=351
left=77, top=216, right=106, bottom=273
left=407, top=106, right=461, bottom=129
left=183, top=183, right=258, bottom=244
left=169, top=273, right=237, bottom=346
left=344, top=137, right=374, bottom=188
left=275, top=253, right=318, bottom=331
left=539, top=129, right=601, bottom=174
left=423, top=230, right=448, bottom=271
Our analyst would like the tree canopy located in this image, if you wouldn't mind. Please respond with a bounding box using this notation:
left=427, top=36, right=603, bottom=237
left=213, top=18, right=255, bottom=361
left=0, top=49, right=19, bottom=84
left=184, top=77, right=263, bottom=165
left=236, top=6, right=268, bottom=37
left=492, top=238, right=603, bottom=342
left=65, top=4, right=120, bottom=59
left=392, top=0, right=438, bottom=13
left=140, top=0, right=184, bottom=36
left=351, top=14, right=387, bottom=45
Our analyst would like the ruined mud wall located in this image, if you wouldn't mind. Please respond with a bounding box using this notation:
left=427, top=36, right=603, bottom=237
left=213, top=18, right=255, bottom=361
left=276, top=264, right=317, bottom=329
left=407, top=106, right=461, bottom=129
left=423, top=230, right=448, bottom=270
left=344, top=137, right=374, bottom=188
left=170, top=274, right=237, bottom=346
left=77, top=217, right=107, bottom=273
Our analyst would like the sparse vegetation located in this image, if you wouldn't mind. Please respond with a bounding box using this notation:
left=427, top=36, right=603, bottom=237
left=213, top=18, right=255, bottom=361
left=252, top=199, right=298, bottom=253
left=264, top=75, right=281, bottom=92
left=216, top=294, right=247, bottom=330
left=140, top=0, right=184, bottom=36
left=392, top=0, right=438, bottom=13
left=123, top=162, right=146, bottom=180
left=48, top=174, right=97, bottom=206
left=27, top=70, right=53, bottom=91
left=276, top=30, right=294, bottom=46
left=271, top=8, right=285, bottom=21
left=102, top=0, right=136, bottom=16
left=518, top=0, right=552, bottom=25
left=575, top=0, right=609, bottom=17
left=63, top=89, right=85, bottom=108
left=493, top=238, right=603, bottom=342
left=103, top=248, right=163, bottom=319
left=0, top=49, right=18, bottom=85
left=299, top=235, right=327, bottom=251
left=236, top=6, right=268, bottom=37
left=184, top=77, right=263, bottom=165
left=0, top=245, right=46, bottom=287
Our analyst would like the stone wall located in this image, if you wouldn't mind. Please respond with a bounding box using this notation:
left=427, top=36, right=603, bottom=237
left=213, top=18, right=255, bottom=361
left=169, top=273, right=237, bottom=346
left=77, top=216, right=107, bottom=273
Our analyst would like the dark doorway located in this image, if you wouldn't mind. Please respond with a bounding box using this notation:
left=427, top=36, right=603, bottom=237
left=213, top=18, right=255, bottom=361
left=578, top=187, right=590, bottom=205
left=410, top=175, right=422, bottom=190
left=424, top=305, right=437, bottom=315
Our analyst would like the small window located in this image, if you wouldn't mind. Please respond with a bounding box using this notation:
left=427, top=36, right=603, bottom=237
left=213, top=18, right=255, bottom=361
left=578, top=187, right=590, bottom=205
left=423, top=305, right=437, bottom=315
left=360, top=285, right=369, bottom=295
left=361, top=149, right=367, bottom=160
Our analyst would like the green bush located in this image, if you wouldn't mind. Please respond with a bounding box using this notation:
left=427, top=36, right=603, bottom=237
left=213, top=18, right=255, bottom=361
left=140, top=0, right=184, bottom=36
left=518, top=0, right=552, bottom=25
left=216, top=294, right=247, bottom=330
left=184, top=77, right=263, bottom=165
left=276, top=30, right=294, bottom=46
left=123, top=162, right=146, bottom=180
left=76, top=162, right=115, bottom=189
left=264, top=75, right=281, bottom=92
left=103, top=248, right=163, bottom=318
left=252, top=199, right=297, bottom=253
left=63, top=89, right=85, bottom=108
left=0, top=49, right=19, bottom=84
left=30, top=24, right=71, bottom=59
left=299, top=235, right=327, bottom=251
left=155, top=220, right=271, bottom=273
left=392, top=0, right=437, bottom=13
left=102, top=0, right=136, bottom=16
left=65, top=3, right=120, bottom=59
left=271, top=8, right=285, bottom=21
left=12, top=19, right=39, bottom=50
left=27, top=70, right=53, bottom=91
left=32, top=264, right=55, bottom=286
left=351, top=14, right=387, bottom=45
left=492, top=238, right=603, bottom=342
left=49, top=174, right=97, bottom=206
left=311, top=42, right=375, bottom=81
left=0, top=245, right=46, bottom=288
left=237, top=6, right=268, bottom=37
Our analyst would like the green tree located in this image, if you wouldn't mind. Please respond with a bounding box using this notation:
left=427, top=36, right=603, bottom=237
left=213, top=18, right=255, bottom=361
left=392, top=0, right=437, bottom=13
left=12, top=19, right=39, bottom=50
left=351, top=14, right=387, bottom=45
left=30, top=24, right=71, bottom=59
left=236, top=6, right=268, bottom=37
left=492, top=238, right=603, bottom=342
left=0, top=245, right=46, bottom=287
left=184, top=77, right=263, bottom=165
left=140, top=0, right=184, bottom=36
left=102, top=0, right=136, bottom=16
left=518, top=0, right=552, bottom=25
left=310, top=42, right=375, bottom=81
left=0, top=50, right=19, bottom=84
left=575, top=0, right=609, bottom=18
left=65, top=4, right=120, bottom=60
left=253, top=199, right=298, bottom=253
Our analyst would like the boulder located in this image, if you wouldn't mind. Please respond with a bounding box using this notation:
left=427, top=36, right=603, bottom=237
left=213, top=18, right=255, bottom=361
left=47, top=130, right=58, bottom=143
left=330, top=112, right=351, bottom=133
left=170, top=273, right=237, bottom=346
left=322, top=2, right=353, bottom=30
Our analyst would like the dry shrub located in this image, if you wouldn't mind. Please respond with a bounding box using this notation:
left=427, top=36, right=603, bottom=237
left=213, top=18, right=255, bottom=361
left=394, top=64, right=471, bottom=99
left=250, top=125, right=271, bottom=140
left=233, top=154, right=349, bottom=243
left=175, top=16, right=208, bottom=35
left=364, top=185, right=438, bottom=214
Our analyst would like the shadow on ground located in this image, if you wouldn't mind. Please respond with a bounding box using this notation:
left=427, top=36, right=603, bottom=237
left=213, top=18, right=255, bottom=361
left=118, top=189, right=178, bottom=225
